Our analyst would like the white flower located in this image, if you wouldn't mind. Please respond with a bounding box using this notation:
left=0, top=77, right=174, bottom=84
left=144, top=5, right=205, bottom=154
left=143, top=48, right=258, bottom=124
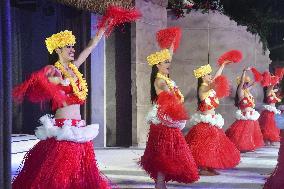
left=183, top=0, right=194, bottom=7
left=205, top=97, right=211, bottom=104
left=243, top=100, right=248, bottom=104
left=209, top=90, right=215, bottom=97
left=61, top=78, right=70, bottom=86
left=63, top=119, right=72, bottom=127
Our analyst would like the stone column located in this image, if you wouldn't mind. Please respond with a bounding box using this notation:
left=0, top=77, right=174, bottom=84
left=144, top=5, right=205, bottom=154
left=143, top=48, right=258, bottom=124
left=132, top=0, right=168, bottom=146
left=90, top=14, right=106, bottom=147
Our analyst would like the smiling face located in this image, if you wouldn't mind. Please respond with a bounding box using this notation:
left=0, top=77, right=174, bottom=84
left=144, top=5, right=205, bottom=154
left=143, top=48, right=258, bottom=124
left=56, top=45, right=75, bottom=62
left=157, top=60, right=171, bottom=75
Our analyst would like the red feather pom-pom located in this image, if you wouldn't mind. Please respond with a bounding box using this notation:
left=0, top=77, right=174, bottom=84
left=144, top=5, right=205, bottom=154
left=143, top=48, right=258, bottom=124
left=13, top=66, right=66, bottom=111
left=217, top=50, right=243, bottom=65
left=212, top=75, right=230, bottom=98
left=156, top=27, right=182, bottom=52
left=156, top=91, right=189, bottom=123
left=271, top=76, right=280, bottom=86
left=260, top=71, right=271, bottom=87
left=251, top=67, right=263, bottom=82
left=275, top=67, right=284, bottom=80
left=97, top=5, right=142, bottom=36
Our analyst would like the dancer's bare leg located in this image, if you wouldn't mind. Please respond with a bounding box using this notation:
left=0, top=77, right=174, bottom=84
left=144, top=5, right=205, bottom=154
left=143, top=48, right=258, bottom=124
left=265, top=140, right=271, bottom=146
left=199, top=167, right=219, bottom=176
left=155, top=172, right=167, bottom=189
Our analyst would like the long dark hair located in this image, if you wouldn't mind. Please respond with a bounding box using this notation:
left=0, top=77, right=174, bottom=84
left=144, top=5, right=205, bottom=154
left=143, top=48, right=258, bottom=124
left=150, top=65, right=159, bottom=104
left=48, top=51, right=59, bottom=65
left=197, top=77, right=203, bottom=106
left=235, top=84, right=241, bottom=107
left=263, top=86, right=268, bottom=103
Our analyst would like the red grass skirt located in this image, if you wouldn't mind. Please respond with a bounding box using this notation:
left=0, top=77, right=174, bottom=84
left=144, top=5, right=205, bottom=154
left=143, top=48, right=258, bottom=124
left=264, top=131, right=284, bottom=189
left=140, top=124, right=199, bottom=183
left=259, top=110, right=280, bottom=142
left=185, top=122, right=240, bottom=169
left=226, top=120, right=264, bottom=152
left=12, top=138, right=112, bottom=189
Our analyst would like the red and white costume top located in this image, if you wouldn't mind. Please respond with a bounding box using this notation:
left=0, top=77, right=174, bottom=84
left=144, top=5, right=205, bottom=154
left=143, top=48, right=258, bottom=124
left=190, top=88, right=224, bottom=129
left=198, top=89, right=219, bottom=112
left=51, top=78, right=85, bottom=109
left=235, top=90, right=260, bottom=121
left=238, top=90, right=255, bottom=110
left=146, top=80, right=188, bottom=130
left=262, top=93, right=281, bottom=114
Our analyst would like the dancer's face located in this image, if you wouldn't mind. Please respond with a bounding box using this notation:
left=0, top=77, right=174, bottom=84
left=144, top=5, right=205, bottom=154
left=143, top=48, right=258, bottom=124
left=56, top=45, right=75, bottom=62
left=243, top=82, right=250, bottom=89
left=203, top=74, right=212, bottom=83
left=157, top=60, right=171, bottom=75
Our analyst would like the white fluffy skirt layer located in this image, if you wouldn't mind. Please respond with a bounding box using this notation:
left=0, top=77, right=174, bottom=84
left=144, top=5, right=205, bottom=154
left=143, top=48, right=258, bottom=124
left=235, top=109, right=260, bottom=121
left=189, top=113, right=224, bottom=129
left=146, top=105, right=186, bottom=130
left=35, top=114, right=99, bottom=143
left=263, top=105, right=281, bottom=114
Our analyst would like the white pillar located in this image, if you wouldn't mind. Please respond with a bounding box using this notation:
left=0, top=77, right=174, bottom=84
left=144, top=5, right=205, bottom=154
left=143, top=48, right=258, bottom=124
left=90, top=14, right=106, bottom=147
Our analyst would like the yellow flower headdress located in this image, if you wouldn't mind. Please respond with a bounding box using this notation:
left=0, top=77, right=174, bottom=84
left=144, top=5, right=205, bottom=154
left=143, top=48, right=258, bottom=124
left=236, top=76, right=251, bottom=85
left=146, top=49, right=171, bottom=66
left=193, top=64, right=212, bottom=78
left=45, top=30, right=76, bottom=54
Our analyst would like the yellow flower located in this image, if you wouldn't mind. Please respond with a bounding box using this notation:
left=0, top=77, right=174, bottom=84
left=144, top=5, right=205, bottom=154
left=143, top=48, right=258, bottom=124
left=54, top=62, right=88, bottom=100
left=156, top=73, right=184, bottom=103
left=45, top=30, right=76, bottom=54
left=193, top=64, right=212, bottom=79
left=147, top=49, right=171, bottom=66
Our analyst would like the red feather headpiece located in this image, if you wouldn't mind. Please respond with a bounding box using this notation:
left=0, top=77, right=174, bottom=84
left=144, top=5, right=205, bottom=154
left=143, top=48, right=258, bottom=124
left=271, top=76, right=280, bottom=86
left=156, top=27, right=182, bottom=52
left=97, top=5, right=142, bottom=36
left=275, top=67, right=284, bottom=80
left=217, top=50, right=243, bottom=65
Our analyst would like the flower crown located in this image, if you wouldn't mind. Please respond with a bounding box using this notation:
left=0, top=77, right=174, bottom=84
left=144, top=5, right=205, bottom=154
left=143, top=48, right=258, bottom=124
left=146, top=49, right=171, bottom=66
left=236, top=76, right=251, bottom=85
left=45, top=30, right=76, bottom=54
left=193, top=64, right=212, bottom=78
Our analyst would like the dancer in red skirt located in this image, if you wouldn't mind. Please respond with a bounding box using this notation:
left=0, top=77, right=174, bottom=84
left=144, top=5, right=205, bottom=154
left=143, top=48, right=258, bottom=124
left=185, top=63, right=240, bottom=176
left=11, top=6, right=142, bottom=188
left=259, top=75, right=282, bottom=145
left=12, top=28, right=114, bottom=189
left=140, top=46, right=199, bottom=188
left=264, top=112, right=284, bottom=188
left=226, top=68, right=264, bottom=152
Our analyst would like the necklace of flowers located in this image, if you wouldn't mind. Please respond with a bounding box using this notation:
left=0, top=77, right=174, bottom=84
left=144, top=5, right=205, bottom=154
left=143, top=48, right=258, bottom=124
left=156, top=73, right=184, bottom=102
left=54, top=61, right=88, bottom=100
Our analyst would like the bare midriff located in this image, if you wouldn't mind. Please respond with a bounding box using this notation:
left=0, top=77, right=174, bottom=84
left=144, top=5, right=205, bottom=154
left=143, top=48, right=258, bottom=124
left=55, top=104, right=81, bottom=120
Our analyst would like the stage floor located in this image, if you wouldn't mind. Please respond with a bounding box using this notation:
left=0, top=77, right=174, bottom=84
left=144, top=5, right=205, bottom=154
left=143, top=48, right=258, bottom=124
left=12, top=134, right=278, bottom=189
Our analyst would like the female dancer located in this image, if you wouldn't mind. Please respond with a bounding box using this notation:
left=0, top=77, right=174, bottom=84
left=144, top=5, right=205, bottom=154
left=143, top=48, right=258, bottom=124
left=140, top=48, right=199, bottom=189
left=259, top=77, right=281, bottom=146
left=226, top=68, right=264, bottom=152
left=185, top=63, right=240, bottom=176
left=12, top=29, right=113, bottom=189
left=264, top=108, right=284, bottom=188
